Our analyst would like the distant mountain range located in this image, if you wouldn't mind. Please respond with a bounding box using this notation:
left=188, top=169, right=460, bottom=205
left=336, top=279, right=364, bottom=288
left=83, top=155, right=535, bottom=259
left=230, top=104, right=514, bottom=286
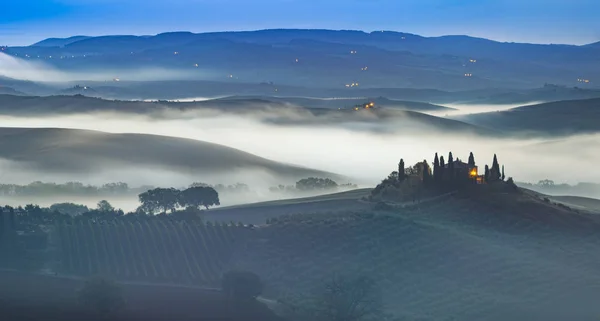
left=4, top=29, right=599, bottom=91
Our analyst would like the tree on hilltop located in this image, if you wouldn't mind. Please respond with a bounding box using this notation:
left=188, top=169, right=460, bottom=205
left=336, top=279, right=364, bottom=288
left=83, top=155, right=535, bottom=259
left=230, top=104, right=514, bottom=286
left=433, top=153, right=440, bottom=181
left=448, top=152, right=455, bottom=179
left=398, top=159, right=405, bottom=181
left=468, top=152, right=475, bottom=168
left=491, top=154, right=501, bottom=181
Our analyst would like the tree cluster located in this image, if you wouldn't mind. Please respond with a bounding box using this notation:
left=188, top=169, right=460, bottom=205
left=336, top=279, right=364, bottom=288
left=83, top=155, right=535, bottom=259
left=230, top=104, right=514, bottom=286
left=138, top=186, right=220, bottom=214
left=0, top=181, right=138, bottom=197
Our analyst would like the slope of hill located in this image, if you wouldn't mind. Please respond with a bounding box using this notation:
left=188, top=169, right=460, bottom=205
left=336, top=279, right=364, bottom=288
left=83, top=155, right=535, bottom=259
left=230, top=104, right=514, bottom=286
left=0, top=127, right=338, bottom=183
left=41, top=184, right=600, bottom=320
left=0, top=94, right=499, bottom=137
left=0, top=86, right=25, bottom=96
left=455, top=98, right=600, bottom=135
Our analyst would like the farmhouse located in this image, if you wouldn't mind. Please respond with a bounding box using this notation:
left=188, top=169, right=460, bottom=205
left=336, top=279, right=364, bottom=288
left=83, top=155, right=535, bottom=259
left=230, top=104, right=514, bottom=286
left=445, top=160, right=485, bottom=184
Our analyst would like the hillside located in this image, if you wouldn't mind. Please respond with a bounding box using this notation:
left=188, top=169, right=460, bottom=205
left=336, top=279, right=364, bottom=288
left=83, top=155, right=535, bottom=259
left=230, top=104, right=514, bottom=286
left=0, top=127, right=338, bottom=184
left=0, top=95, right=498, bottom=137
left=456, top=98, right=600, bottom=135
left=21, top=183, right=600, bottom=320
left=5, top=29, right=600, bottom=91
left=223, top=96, right=454, bottom=112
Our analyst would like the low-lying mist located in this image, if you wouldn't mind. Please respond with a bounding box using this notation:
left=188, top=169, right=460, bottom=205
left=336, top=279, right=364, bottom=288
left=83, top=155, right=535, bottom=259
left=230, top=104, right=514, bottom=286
left=0, top=102, right=599, bottom=201
left=0, top=53, right=209, bottom=82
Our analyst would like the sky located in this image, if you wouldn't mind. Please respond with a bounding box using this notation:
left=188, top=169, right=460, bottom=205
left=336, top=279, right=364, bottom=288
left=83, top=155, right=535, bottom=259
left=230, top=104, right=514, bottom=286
left=1, top=0, right=599, bottom=46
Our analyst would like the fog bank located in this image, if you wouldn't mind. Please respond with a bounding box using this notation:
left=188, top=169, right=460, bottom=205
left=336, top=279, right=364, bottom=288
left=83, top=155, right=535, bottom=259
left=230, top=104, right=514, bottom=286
left=0, top=107, right=598, bottom=187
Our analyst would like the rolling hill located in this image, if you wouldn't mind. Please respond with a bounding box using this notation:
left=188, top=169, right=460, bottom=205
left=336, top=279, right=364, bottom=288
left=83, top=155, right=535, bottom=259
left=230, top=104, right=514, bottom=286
left=25, top=183, right=600, bottom=321
left=0, top=94, right=499, bottom=137
left=222, top=96, right=455, bottom=112
left=455, top=97, right=600, bottom=135
left=0, top=127, right=339, bottom=184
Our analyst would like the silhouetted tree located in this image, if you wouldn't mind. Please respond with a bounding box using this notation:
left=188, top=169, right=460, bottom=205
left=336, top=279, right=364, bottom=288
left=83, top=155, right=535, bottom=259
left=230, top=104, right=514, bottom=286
left=468, top=152, right=475, bottom=168
left=433, top=153, right=440, bottom=181
left=49, top=203, right=90, bottom=216
left=422, top=160, right=432, bottom=184
left=448, top=152, right=455, bottom=180
left=398, top=159, right=405, bottom=181
left=502, top=165, right=506, bottom=181
left=439, top=156, right=446, bottom=181
left=484, top=165, right=490, bottom=183
left=178, top=186, right=220, bottom=210
left=97, top=200, right=115, bottom=212
left=296, top=177, right=338, bottom=191
left=138, top=187, right=180, bottom=214
left=491, top=154, right=501, bottom=181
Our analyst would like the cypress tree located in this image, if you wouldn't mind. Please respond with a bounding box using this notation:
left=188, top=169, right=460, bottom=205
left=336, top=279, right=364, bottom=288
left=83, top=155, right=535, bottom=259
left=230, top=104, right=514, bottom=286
left=398, top=159, right=405, bottom=181
left=492, top=154, right=500, bottom=181
left=433, top=153, right=440, bottom=181
left=502, top=165, right=506, bottom=181
left=468, top=152, right=475, bottom=168
left=439, top=156, right=445, bottom=180
left=448, top=152, right=455, bottom=180
left=484, top=165, right=490, bottom=182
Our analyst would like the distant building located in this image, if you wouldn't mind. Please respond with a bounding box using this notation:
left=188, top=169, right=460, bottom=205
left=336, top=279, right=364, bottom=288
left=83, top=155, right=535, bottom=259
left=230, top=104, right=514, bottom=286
left=444, top=160, right=484, bottom=184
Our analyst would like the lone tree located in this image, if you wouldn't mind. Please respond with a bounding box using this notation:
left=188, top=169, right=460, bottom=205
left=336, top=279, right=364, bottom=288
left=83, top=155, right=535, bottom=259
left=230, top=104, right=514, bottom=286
left=138, top=187, right=180, bottom=214
left=468, top=152, right=476, bottom=168
left=222, top=270, right=264, bottom=302
left=78, top=276, right=125, bottom=318
left=179, top=186, right=220, bottom=210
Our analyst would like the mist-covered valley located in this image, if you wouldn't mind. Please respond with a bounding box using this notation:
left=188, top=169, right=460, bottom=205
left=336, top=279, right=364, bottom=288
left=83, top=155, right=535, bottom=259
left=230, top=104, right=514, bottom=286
left=0, top=96, right=599, bottom=207
left=4, top=26, right=600, bottom=321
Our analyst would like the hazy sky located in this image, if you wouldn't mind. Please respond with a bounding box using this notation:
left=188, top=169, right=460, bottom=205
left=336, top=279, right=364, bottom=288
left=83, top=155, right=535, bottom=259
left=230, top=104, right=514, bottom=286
left=1, top=0, right=599, bottom=46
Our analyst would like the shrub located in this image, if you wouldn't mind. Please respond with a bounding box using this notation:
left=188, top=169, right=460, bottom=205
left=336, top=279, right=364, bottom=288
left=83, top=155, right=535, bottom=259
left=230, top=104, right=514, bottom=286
left=221, top=270, right=264, bottom=301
